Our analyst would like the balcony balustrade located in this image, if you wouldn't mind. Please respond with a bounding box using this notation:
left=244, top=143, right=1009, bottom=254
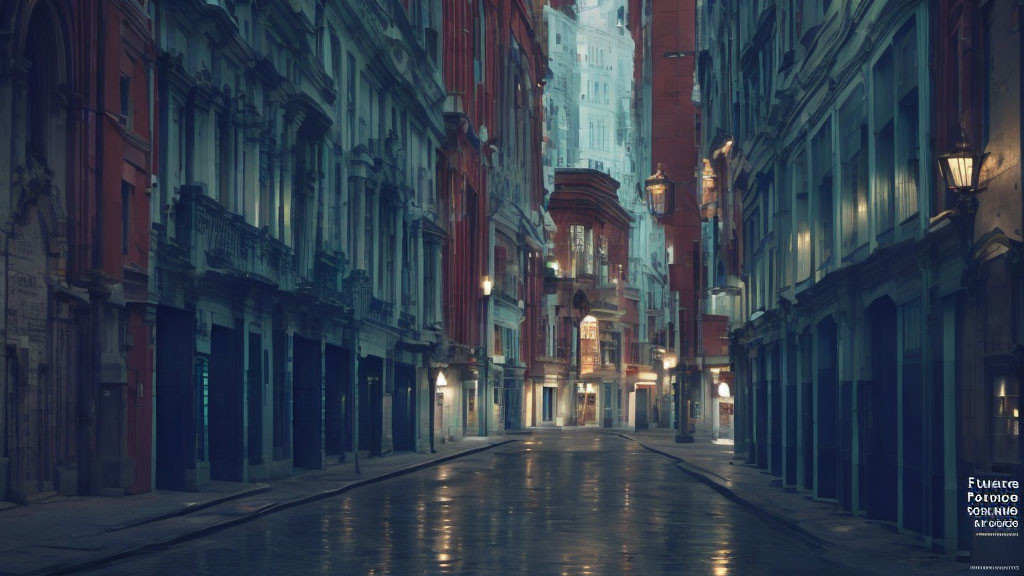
left=399, top=310, right=416, bottom=330
left=174, top=185, right=293, bottom=289
left=366, top=297, right=394, bottom=325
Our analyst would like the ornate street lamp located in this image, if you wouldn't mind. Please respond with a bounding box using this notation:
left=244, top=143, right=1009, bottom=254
left=937, top=129, right=988, bottom=216
left=645, top=163, right=675, bottom=216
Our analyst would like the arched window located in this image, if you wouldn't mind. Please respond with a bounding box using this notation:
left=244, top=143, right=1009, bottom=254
left=24, top=2, right=64, bottom=165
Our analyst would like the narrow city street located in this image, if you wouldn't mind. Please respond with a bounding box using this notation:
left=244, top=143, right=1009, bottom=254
left=80, top=432, right=868, bottom=576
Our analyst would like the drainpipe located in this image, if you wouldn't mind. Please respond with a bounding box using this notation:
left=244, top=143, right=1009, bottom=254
left=94, top=0, right=105, bottom=271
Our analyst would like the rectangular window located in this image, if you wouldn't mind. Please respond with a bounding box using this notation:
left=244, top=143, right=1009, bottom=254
left=424, top=245, right=437, bottom=323
left=779, top=162, right=793, bottom=288
left=216, top=112, right=230, bottom=206
left=812, top=121, right=834, bottom=271
left=378, top=91, right=386, bottom=142
left=332, top=163, right=342, bottom=249
left=894, top=19, right=919, bottom=224
left=795, top=151, right=811, bottom=282
left=119, top=74, right=132, bottom=129
left=569, top=224, right=593, bottom=276
left=347, top=53, right=356, bottom=149
left=121, top=181, right=132, bottom=256
left=385, top=210, right=395, bottom=300
left=176, top=103, right=186, bottom=185
left=873, top=49, right=895, bottom=237
left=330, top=34, right=341, bottom=80
left=364, top=191, right=374, bottom=274
left=839, top=85, right=868, bottom=253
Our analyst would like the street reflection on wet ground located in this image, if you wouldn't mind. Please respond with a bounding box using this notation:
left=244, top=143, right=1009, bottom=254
left=84, top=432, right=863, bottom=575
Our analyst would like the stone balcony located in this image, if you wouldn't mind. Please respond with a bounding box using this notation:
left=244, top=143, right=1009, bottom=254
left=173, top=185, right=293, bottom=290
left=366, top=297, right=394, bottom=326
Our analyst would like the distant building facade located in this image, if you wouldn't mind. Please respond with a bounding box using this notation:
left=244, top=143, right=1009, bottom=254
left=541, top=169, right=657, bottom=429
left=540, top=0, right=670, bottom=430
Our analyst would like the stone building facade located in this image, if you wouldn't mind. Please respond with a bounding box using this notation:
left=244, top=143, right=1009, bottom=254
left=151, top=0, right=446, bottom=488
left=697, top=0, right=1022, bottom=557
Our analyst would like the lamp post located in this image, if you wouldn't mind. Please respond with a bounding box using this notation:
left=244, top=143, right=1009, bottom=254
left=431, top=368, right=447, bottom=453
left=480, top=275, right=492, bottom=436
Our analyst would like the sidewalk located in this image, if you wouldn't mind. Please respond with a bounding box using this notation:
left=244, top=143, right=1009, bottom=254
left=618, top=429, right=966, bottom=576
left=0, top=437, right=511, bottom=576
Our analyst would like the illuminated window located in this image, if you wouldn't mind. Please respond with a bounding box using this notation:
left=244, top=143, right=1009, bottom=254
left=580, top=315, right=598, bottom=375
left=569, top=224, right=593, bottom=276
left=991, top=360, right=1021, bottom=464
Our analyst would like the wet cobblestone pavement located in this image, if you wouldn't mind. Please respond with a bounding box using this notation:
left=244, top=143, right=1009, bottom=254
left=83, top=432, right=871, bottom=576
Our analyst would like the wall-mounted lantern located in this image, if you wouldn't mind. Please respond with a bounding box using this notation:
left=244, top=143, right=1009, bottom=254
left=645, top=163, right=675, bottom=216
left=938, top=129, right=988, bottom=215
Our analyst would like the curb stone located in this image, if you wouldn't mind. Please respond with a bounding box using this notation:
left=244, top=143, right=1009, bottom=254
left=106, top=484, right=274, bottom=532
left=615, top=432, right=828, bottom=549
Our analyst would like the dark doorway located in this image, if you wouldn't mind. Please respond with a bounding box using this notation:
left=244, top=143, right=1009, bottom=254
left=247, top=333, right=263, bottom=467
left=393, top=363, right=416, bottom=452
left=800, top=331, right=814, bottom=491
left=839, top=379, right=853, bottom=511
left=635, top=387, right=649, bottom=430
left=156, top=308, right=194, bottom=490
left=755, top=378, right=767, bottom=469
left=507, top=380, right=523, bottom=430
left=862, top=299, right=897, bottom=522
left=209, top=325, right=243, bottom=482
left=292, top=336, right=322, bottom=470
left=785, top=338, right=798, bottom=486
left=272, top=327, right=289, bottom=461
left=816, top=317, right=838, bottom=500
left=770, top=376, right=782, bottom=477
left=324, top=345, right=350, bottom=457
left=902, top=303, right=924, bottom=533
left=542, top=387, right=554, bottom=422
left=359, top=356, right=383, bottom=456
